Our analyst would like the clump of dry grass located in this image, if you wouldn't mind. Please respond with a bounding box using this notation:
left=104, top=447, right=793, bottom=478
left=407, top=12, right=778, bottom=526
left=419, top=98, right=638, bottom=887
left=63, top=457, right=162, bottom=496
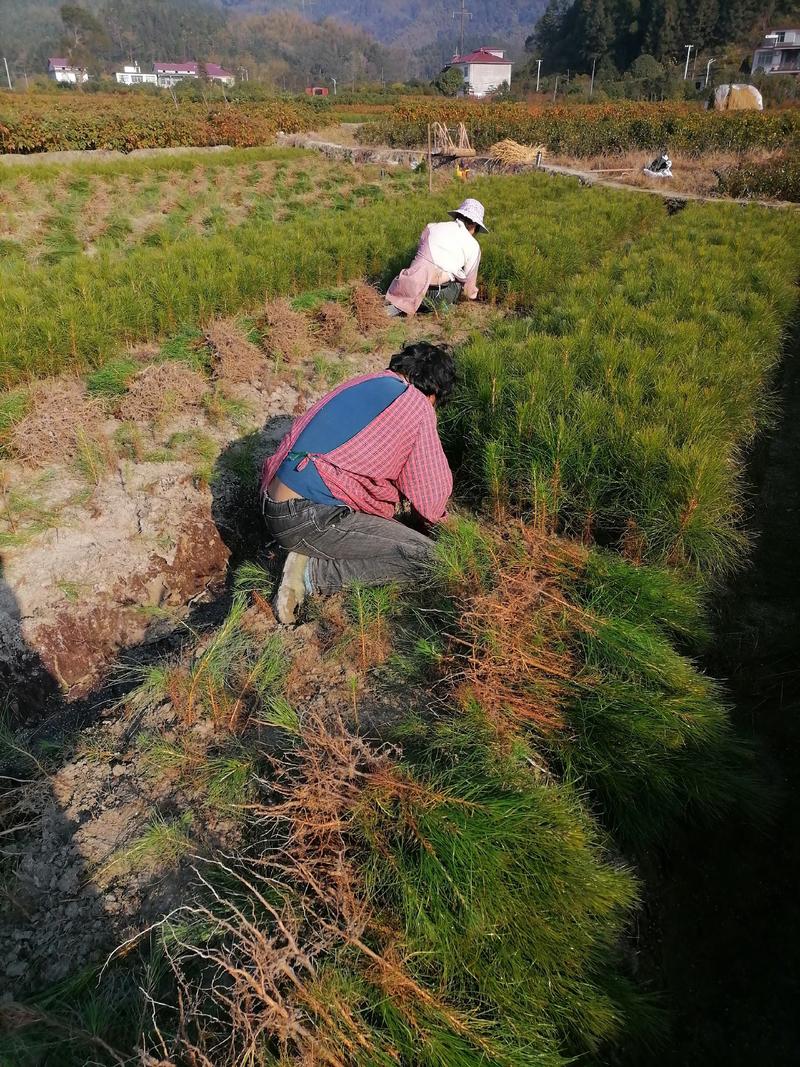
left=258, top=298, right=314, bottom=363
left=115, top=362, right=208, bottom=423
left=205, top=318, right=270, bottom=386
left=489, top=138, right=546, bottom=165
left=349, top=281, right=386, bottom=333
left=9, top=378, right=104, bottom=465
left=452, top=525, right=584, bottom=734
left=313, top=300, right=355, bottom=348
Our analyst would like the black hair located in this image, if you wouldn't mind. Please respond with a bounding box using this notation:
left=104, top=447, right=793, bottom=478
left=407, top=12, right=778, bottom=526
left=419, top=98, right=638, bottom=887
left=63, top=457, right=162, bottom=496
left=454, top=212, right=477, bottom=231
left=389, top=342, right=457, bottom=406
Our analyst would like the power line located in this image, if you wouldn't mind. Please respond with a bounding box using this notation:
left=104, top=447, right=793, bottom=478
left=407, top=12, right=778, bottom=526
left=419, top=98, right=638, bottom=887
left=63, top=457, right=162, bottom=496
left=451, top=0, right=473, bottom=59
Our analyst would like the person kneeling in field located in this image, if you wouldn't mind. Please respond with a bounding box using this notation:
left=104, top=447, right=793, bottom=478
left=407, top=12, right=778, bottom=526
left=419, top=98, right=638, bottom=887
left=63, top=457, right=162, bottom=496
left=384, top=198, right=488, bottom=318
left=261, top=342, right=455, bottom=624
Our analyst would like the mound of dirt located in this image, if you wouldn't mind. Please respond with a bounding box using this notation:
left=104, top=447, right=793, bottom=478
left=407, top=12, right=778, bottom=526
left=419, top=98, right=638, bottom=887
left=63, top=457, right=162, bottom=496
left=350, top=281, right=386, bottom=333
left=205, top=319, right=270, bottom=387
left=258, top=298, right=313, bottom=363
left=116, top=363, right=208, bottom=423
left=313, top=300, right=354, bottom=348
left=10, top=379, right=104, bottom=466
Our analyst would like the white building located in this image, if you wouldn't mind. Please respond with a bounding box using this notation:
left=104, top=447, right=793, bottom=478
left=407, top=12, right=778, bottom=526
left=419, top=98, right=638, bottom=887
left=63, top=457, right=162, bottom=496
left=153, top=61, right=235, bottom=88
left=751, top=29, right=800, bottom=76
left=47, top=58, right=88, bottom=84
left=115, top=62, right=158, bottom=86
left=448, top=47, right=512, bottom=97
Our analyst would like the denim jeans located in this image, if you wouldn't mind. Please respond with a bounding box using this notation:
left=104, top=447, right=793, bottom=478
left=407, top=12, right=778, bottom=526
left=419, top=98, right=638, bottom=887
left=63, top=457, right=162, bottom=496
left=423, top=280, right=463, bottom=310
left=261, top=495, right=436, bottom=595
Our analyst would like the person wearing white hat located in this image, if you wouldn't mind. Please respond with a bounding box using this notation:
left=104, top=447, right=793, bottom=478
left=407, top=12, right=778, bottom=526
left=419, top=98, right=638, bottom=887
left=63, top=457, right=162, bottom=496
left=385, top=198, right=488, bottom=317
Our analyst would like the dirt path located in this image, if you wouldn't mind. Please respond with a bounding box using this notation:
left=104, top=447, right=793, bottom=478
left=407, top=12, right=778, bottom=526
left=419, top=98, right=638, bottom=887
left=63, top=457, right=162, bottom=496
left=630, top=330, right=800, bottom=1065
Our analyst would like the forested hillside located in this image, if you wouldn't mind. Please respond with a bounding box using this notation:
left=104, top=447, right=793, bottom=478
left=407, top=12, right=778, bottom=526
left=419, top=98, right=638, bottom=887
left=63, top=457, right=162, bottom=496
left=529, top=0, right=799, bottom=74
left=0, top=0, right=546, bottom=83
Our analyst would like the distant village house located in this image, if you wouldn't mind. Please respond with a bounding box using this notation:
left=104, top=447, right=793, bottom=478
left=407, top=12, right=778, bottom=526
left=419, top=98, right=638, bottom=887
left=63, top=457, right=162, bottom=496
left=48, top=58, right=89, bottom=84
left=751, top=29, right=800, bottom=76
left=448, top=48, right=512, bottom=97
left=114, top=61, right=235, bottom=88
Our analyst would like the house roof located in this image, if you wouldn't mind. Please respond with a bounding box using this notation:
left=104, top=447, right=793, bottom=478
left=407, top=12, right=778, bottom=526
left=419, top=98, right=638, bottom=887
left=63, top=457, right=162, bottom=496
left=452, top=48, right=512, bottom=66
left=153, top=61, right=233, bottom=77
left=48, top=58, right=71, bottom=68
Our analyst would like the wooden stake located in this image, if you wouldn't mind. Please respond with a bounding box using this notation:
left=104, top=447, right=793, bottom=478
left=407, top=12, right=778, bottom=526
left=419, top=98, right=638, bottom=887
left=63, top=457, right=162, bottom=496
left=427, top=123, right=433, bottom=195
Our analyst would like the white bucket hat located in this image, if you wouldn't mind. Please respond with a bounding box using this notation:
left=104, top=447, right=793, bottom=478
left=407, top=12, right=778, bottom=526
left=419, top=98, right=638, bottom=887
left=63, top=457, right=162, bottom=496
left=448, top=197, right=488, bottom=233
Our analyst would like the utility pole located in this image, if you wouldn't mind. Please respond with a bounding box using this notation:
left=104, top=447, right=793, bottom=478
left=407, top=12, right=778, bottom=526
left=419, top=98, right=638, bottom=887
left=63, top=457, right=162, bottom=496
left=589, top=57, right=597, bottom=98
left=683, top=44, right=693, bottom=80
left=451, top=0, right=472, bottom=58
left=552, top=74, right=559, bottom=102
left=330, top=75, right=337, bottom=95
left=705, top=58, right=716, bottom=87
left=535, top=58, right=542, bottom=92
left=3, top=57, right=12, bottom=90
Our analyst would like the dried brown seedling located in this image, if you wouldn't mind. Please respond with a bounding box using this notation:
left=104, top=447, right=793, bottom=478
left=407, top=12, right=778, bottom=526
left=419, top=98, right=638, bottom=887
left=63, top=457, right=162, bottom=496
left=204, top=318, right=270, bottom=387
left=9, top=378, right=104, bottom=466
left=454, top=526, right=590, bottom=734
left=313, top=301, right=354, bottom=349
left=350, top=281, right=386, bottom=333
left=258, top=298, right=313, bottom=363
left=116, top=363, right=208, bottom=423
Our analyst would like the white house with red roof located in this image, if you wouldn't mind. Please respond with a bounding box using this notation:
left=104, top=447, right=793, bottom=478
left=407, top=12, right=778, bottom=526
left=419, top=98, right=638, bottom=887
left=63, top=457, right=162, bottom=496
left=47, top=58, right=88, bottom=84
left=449, top=47, right=512, bottom=97
left=153, top=61, right=235, bottom=88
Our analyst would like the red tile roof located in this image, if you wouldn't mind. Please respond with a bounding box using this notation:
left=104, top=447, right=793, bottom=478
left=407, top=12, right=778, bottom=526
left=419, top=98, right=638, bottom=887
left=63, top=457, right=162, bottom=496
left=452, top=48, right=512, bottom=65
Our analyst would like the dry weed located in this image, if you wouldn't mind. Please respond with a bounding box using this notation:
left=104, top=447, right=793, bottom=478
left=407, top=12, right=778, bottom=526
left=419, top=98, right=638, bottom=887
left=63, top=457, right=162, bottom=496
left=454, top=526, right=588, bottom=733
left=116, top=363, right=208, bottom=423
left=349, top=282, right=386, bottom=333
left=313, top=301, right=354, bottom=348
left=205, top=318, right=270, bottom=386
left=258, top=298, right=313, bottom=363
left=9, top=378, right=104, bottom=465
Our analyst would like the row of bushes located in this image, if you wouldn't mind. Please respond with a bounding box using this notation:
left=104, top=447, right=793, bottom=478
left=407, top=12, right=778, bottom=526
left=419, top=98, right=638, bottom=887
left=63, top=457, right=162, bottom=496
left=0, top=170, right=659, bottom=385
left=0, top=93, right=316, bottom=153
left=717, top=151, right=800, bottom=202
left=445, top=199, right=800, bottom=579
left=3, top=169, right=796, bottom=1064
left=364, top=99, right=800, bottom=156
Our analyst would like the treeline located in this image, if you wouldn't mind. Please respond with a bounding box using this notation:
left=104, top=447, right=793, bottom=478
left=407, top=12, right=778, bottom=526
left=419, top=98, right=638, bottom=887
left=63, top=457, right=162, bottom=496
left=0, top=0, right=411, bottom=88
left=528, top=0, right=797, bottom=74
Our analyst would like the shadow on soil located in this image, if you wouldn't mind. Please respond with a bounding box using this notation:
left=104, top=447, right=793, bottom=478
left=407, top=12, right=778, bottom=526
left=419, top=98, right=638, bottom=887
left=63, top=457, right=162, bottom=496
left=0, top=411, right=296, bottom=1001
left=629, top=334, right=800, bottom=1065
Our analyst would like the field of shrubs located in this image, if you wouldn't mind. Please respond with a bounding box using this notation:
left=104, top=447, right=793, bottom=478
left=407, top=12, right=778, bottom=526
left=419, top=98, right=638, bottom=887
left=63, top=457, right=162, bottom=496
left=0, top=92, right=316, bottom=153
left=364, top=99, right=800, bottom=156
left=1, top=150, right=799, bottom=1064
left=717, top=151, right=800, bottom=202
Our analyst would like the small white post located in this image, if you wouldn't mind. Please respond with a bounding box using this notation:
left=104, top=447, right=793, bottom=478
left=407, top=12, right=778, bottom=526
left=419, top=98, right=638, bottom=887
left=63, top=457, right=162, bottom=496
left=590, top=57, right=597, bottom=99
left=552, top=74, right=559, bottom=102
left=3, top=57, right=12, bottom=90
left=536, top=58, right=542, bottom=93
left=683, top=44, right=693, bottom=80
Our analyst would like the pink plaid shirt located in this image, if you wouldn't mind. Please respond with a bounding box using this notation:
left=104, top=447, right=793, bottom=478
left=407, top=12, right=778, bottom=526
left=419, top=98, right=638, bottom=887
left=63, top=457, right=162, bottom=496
left=260, top=371, right=453, bottom=522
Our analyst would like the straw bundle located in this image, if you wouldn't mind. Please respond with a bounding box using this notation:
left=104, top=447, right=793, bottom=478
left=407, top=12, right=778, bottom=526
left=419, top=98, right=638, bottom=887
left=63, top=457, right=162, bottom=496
left=489, top=139, right=546, bottom=165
